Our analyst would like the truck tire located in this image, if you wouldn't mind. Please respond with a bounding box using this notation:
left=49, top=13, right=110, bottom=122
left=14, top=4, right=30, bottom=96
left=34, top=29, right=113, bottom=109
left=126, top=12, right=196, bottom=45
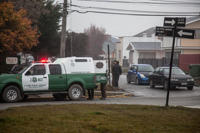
left=2, top=85, right=20, bottom=103
left=68, top=84, right=83, bottom=101
left=53, top=94, right=67, bottom=101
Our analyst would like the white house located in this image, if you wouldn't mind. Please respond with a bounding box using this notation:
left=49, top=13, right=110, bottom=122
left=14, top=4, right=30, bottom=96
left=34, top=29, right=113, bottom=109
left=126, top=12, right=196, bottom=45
left=117, top=27, right=165, bottom=66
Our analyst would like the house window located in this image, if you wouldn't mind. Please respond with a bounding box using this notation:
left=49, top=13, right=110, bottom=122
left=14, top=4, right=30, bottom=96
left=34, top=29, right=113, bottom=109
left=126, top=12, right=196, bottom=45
left=139, top=52, right=155, bottom=59
left=118, top=50, right=121, bottom=59
left=165, top=51, right=181, bottom=59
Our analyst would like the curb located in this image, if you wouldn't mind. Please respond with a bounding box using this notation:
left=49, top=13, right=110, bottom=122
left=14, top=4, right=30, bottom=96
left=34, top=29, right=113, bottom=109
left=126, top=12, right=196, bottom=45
left=27, top=93, right=134, bottom=100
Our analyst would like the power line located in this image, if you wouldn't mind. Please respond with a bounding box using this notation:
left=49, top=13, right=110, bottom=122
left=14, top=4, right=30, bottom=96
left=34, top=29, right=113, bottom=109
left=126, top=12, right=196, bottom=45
left=70, top=10, right=199, bottom=16
left=77, top=0, right=200, bottom=5
left=71, top=4, right=200, bottom=14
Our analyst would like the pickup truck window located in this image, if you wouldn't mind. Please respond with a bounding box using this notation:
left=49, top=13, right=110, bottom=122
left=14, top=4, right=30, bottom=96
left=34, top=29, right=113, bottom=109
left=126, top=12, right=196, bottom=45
left=75, top=59, right=87, bottom=62
left=25, top=65, right=45, bottom=75
left=49, top=64, right=61, bottom=75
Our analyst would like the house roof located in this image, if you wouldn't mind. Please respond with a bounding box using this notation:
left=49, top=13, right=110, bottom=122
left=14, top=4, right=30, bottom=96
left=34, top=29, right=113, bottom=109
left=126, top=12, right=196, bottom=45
left=111, top=37, right=120, bottom=43
left=129, top=42, right=161, bottom=50
left=186, top=16, right=200, bottom=25
left=133, top=27, right=155, bottom=37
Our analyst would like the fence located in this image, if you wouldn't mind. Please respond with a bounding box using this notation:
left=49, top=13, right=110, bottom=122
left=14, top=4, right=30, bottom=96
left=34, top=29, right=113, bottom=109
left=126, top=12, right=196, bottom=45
left=179, top=54, right=200, bottom=72
left=138, top=58, right=179, bottom=68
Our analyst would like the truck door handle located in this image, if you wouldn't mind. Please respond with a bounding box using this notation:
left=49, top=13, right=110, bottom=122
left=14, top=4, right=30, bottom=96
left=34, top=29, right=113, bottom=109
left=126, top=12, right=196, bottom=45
left=59, top=76, right=63, bottom=78
left=43, top=77, right=47, bottom=78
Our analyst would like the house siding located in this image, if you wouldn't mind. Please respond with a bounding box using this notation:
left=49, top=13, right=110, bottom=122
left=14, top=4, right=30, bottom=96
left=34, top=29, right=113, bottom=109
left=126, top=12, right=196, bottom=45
left=181, top=39, right=200, bottom=47
left=186, top=20, right=200, bottom=28
left=183, top=49, right=200, bottom=54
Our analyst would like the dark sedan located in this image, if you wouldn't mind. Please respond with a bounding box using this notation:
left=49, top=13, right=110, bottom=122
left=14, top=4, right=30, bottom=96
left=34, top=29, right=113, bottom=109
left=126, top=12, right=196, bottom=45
left=148, top=67, right=194, bottom=90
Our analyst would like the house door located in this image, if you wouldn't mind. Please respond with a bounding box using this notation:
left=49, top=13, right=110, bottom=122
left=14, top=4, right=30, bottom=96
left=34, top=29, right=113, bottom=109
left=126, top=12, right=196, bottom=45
left=129, top=50, right=134, bottom=64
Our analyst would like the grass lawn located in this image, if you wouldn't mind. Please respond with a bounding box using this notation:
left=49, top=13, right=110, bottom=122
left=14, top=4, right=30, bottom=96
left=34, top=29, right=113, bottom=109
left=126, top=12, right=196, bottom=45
left=0, top=104, right=199, bottom=133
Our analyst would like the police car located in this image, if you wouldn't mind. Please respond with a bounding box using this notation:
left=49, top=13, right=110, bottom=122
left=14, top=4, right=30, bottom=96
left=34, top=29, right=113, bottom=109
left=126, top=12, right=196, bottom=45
left=0, top=57, right=107, bottom=103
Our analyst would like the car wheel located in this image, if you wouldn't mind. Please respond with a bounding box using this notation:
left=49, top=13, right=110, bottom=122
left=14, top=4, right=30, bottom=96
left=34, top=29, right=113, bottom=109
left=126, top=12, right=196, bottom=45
left=136, top=77, right=140, bottom=85
left=2, top=85, right=20, bottom=103
left=187, top=86, right=193, bottom=90
left=150, top=80, right=155, bottom=88
left=127, top=76, right=130, bottom=84
left=68, top=84, right=83, bottom=101
left=53, top=94, right=67, bottom=101
left=163, top=80, right=168, bottom=90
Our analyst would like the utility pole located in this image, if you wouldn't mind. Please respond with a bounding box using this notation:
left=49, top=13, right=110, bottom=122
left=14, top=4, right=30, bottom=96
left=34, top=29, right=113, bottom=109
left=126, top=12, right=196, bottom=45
left=60, top=0, right=67, bottom=57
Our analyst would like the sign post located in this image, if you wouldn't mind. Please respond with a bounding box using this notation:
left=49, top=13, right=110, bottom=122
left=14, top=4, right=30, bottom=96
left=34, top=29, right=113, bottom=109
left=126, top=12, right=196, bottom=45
left=156, top=17, right=195, bottom=106
left=166, top=18, right=177, bottom=107
left=102, top=40, right=116, bottom=85
left=108, top=45, right=110, bottom=84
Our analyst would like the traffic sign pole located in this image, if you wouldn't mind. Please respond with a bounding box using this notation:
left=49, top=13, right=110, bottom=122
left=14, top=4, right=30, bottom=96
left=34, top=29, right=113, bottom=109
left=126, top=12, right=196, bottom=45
left=108, top=45, right=111, bottom=85
left=166, top=18, right=177, bottom=107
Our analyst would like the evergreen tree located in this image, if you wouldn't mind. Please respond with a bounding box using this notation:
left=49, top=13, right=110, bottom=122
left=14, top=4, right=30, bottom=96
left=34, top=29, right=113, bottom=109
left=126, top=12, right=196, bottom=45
left=31, top=0, right=62, bottom=59
left=65, top=32, right=89, bottom=57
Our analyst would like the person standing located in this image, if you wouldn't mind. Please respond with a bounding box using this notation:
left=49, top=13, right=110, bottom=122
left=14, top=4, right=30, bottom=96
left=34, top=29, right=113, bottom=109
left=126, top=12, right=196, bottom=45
left=100, top=83, right=107, bottom=100
left=113, top=61, right=122, bottom=88
left=87, top=89, right=94, bottom=100
left=111, top=60, right=117, bottom=87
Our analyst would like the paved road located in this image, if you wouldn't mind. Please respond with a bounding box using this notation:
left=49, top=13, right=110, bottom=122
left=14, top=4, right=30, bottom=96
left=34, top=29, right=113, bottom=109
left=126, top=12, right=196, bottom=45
left=0, top=74, right=199, bottom=110
left=119, top=74, right=200, bottom=98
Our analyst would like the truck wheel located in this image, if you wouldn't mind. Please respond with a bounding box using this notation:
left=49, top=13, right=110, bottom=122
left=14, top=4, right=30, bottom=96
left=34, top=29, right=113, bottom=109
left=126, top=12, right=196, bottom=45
left=2, top=85, right=20, bottom=103
left=53, top=94, right=67, bottom=101
left=68, top=84, right=83, bottom=101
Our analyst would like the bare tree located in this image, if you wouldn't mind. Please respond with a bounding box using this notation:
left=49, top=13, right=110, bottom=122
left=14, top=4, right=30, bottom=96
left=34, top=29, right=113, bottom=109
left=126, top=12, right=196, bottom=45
left=84, top=24, right=107, bottom=58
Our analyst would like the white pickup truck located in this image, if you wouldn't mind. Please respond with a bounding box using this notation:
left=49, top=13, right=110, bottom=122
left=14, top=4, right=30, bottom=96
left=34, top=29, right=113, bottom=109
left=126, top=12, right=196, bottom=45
left=0, top=57, right=107, bottom=103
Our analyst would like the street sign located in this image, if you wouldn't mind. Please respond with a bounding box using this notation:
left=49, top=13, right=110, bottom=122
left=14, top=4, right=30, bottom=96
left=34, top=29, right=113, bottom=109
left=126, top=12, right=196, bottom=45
left=6, top=57, right=18, bottom=64
left=164, top=17, right=186, bottom=27
left=102, top=40, right=116, bottom=53
left=175, top=28, right=195, bottom=39
left=155, top=27, right=173, bottom=37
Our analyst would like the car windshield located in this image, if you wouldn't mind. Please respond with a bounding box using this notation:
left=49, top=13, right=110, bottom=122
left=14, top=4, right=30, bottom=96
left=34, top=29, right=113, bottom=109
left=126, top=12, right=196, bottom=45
left=164, top=68, right=185, bottom=75
left=138, top=66, right=154, bottom=72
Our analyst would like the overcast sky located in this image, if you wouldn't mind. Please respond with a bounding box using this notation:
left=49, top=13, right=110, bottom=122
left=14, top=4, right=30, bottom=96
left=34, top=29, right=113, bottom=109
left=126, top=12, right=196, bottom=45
left=56, top=0, right=200, bottom=37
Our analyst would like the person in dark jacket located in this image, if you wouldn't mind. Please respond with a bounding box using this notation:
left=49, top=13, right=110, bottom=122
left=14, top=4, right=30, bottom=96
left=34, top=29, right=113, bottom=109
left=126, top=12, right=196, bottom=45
left=112, top=61, right=122, bottom=87
left=100, top=83, right=107, bottom=100
left=87, top=89, right=94, bottom=100
left=166, top=62, right=175, bottom=67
